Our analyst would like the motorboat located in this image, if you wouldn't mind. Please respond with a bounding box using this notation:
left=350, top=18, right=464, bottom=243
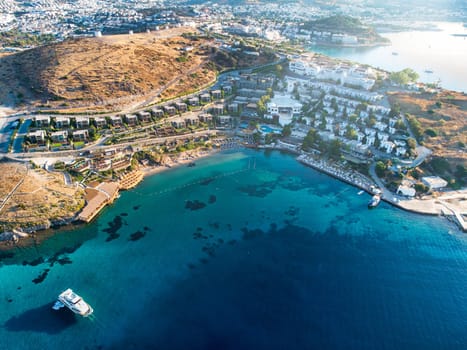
left=52, top=288, right=93, bottom=317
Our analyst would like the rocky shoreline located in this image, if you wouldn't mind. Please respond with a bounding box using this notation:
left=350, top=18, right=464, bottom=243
left=0, top=148, right=219, bottom=249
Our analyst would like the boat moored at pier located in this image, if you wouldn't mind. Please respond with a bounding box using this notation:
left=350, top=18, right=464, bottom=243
left=368, top=194, right=381, bottom=208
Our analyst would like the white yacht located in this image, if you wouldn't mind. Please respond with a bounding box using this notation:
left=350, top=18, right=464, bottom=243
left=52, top=289, right=93, bottom=317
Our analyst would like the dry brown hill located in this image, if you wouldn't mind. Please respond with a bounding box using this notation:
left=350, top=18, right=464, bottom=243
left=389, top=90, right=467, bottom=187
left=0, top=28, right=219, bottom=111
left=388, top=90, right=466, bottom=160
left=0, top=161, right=85, bottom=231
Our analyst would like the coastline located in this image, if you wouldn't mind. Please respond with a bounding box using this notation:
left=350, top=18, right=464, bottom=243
left=0, top=147, right=220, bottom=250
left=140, top=148, right=219, bottom=178
left=2, top=143, right=465, bottom=251
left=309, top=41, right=391, bottom=49
left=262, top=143, right=467, bottom=232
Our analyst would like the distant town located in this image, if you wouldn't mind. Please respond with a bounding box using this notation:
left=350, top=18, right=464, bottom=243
left=0, top=0, right=465, bottom=49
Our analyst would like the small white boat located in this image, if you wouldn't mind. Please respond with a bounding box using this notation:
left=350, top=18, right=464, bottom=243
left=52, top=289, right=93, bottom=317
left=358, top=190, right=364, bottom=195
left=368, top=194, right=381, bottom=208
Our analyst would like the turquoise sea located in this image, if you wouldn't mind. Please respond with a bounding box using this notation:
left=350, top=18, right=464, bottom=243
left=1, top=149, right=467, bottom=349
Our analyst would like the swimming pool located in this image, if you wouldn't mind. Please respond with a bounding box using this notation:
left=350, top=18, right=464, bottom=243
left=260, top=124, right=282, bottom=134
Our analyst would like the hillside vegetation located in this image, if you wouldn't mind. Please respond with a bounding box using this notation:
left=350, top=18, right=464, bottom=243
left=389, top=90, right=467, bottom=187
left=301, top=15, right=389, bottom=44
left=0, top=28, right=273, bottom=112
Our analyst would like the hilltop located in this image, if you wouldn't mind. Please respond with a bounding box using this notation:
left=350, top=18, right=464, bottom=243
left=0, top=28, right=216, bottom=111
left=0, top=27, right=274, bottom=112
left=301, top=15, right=390, bottom=46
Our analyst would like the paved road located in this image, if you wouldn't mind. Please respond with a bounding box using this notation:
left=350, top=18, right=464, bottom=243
left=4, top=129, right=219, bottom=161
left=369, top=162, right=401, bottom=202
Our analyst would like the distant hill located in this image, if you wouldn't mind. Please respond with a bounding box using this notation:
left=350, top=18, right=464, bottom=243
left=301, top=15, right=389, bottom=44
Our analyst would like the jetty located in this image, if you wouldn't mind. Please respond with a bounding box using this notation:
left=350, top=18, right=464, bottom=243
left=78, top=181, right=120, bottom=223
left=296, top=153, right=375, bottom=192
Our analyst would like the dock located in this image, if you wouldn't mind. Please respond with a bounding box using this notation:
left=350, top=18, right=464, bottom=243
left=296, top=154, right=375, bottom=192
left=78, top=181, right=120, bottom=223
left=439, top=201, right=467, bottom=232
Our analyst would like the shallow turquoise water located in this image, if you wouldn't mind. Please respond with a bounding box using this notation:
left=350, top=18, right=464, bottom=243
left=1, top=149, right=466, bottom=349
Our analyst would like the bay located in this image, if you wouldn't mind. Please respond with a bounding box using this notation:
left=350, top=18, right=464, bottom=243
left=0, top=149, right=466, bottom=349
left=309, top=22, right=467, bottom=92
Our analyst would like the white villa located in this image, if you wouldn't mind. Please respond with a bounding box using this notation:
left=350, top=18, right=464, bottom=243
left=266, top=93, right=303, bottom=126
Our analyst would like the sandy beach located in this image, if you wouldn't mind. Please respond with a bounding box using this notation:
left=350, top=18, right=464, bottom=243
left=140, top=148, right=220, bottom=177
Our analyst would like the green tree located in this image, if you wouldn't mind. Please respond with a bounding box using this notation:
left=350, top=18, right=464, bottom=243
left=257, top=99, right=266, bottom=116
left=331, top=98, right=338, bottom=111
left=390, top=68, right=419, bottom=85
left=407, top=137, right=417, bottom=150
left=319, top=115, right=327, bottom=131
left=349, top=114, right=358, bottom=123
left=275, top=64, right=284, bottom=78
left=327, top=139, right=342, bottom=160
left=281, top=124, right=292, bottom=137
left=302, top=128, right=320, bottom=150
left=266, top=87, right=274, bottom=98
left=375, top=161, right=386, bottom=177
left=406, top=114, right=423, bottom=141
left=252, top=132, right=261, bottom=144
left=346, top=126, right=358, bottom=140
left=389, top=104, right=401, bottom=118
left=414, top=183, right=429, bottom=193
left=395, top=119, right=406, bottom=131
left=366, top=114, right=376, bottom=127
left=265, top=133, right=274, bottom=145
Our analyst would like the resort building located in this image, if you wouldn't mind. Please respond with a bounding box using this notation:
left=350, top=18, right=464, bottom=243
left=174, top=102, right=187, bottom=112
left=94, top=117, right=107, bottom=128
left=151, top=108, right=164, bottom=118
left=35, top=116, right=50, bottom=128
left=110, top=116, right=123, bottom=127
left=188, top=97, right=199, bottom=106
left=75, top=117, right=90, bottom=129
left=422, top=176, right=448, bottom=190
left=55, top=117, right=70, bottom=129
left=266, top=93, right=302, bottom=126
left=171, top=118, right=186, bottom=129
left=73, top=130, right=89, bottom=142
left=125, top=114, right=138, bottom=126
left=137, top=111, right=152, bottom=123
left=200, top=93, right=211, bottom=103
left=163, top=105, right=177, bottom=115
left=28, top=130, right=47, bottom=144
left=184, top=115, right=199, bottom=126
left=211, top=89, right=222, bottom=100
left=50, top=130, right=68, bottom=143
